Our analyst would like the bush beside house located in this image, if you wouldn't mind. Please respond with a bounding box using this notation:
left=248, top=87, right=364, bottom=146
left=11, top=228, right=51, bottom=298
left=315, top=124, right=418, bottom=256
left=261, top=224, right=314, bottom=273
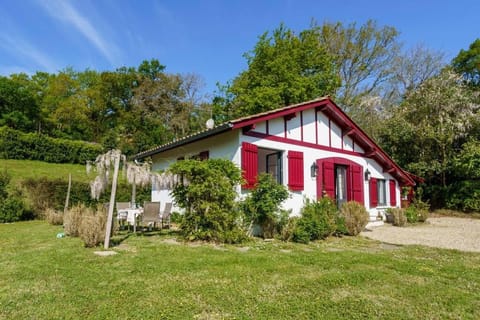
left=241, top=173, right=289, bottom=239
left=169, top=159, right=245, bottom=243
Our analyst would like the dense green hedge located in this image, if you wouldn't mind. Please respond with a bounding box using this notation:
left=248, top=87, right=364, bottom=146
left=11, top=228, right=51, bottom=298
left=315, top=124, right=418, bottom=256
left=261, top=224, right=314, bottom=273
left=0, top=126, right=103, bottom=164
left=22, top=177, right=151, bottom=215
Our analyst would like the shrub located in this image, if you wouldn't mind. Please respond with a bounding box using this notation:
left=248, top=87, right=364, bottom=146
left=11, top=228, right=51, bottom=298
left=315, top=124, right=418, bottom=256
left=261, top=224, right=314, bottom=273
left=78, top=206, right=108, bottom=247
left=169, top=159, right=245, bottom=243
left=293, top=197, right=338, bottom=243
left=279, top=216, right=299, bottom=242
left=417, top=208, right=429, bottom=222
left=405, top=206, right=418, bottom=223
left=0, top=169, right=10, bottom=200
left=0, top=126, right=103, bottom=164
left=45, top=208, right=64, bottom=225
left=64, top=204, right=85, bottom=237
left=390, top=208, right=407, bottom=227
left=0, top=196, right=31, bottom=223
left=0, top=170, right=33, bottom=223
left=404, top=199, right=431, bottom=224
left=22, top=177, right=150, bottom=216
left=241, top=173, right=289, bottom=238
left=413, top=199, right=430, bottom=222
left=339, top=201, right=369, bottom=236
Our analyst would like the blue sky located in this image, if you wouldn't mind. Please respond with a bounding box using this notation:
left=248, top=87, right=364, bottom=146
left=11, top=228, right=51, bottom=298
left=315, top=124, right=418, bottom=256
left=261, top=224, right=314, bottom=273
left=1, top=0, right=479, bottom=96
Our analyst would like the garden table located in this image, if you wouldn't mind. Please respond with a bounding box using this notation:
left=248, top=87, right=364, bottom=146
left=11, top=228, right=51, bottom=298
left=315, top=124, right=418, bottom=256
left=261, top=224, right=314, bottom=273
left=118, top=207, right=143, bottom=232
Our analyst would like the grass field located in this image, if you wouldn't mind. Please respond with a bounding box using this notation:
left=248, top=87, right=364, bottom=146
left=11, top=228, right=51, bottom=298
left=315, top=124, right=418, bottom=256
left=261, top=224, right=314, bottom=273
left=0, top=159, right=89, bottom=185
left=1, top=221, right=479, bottom=319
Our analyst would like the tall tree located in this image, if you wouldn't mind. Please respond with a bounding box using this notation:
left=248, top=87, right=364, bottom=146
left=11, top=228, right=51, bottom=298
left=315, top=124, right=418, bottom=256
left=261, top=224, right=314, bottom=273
left=317, top=19, right=400, bottom=110
left=217, top=24, right=340, bottom=119
left=386, top=45, right=446, bottom=106
left=394, top=69, right=478, bottom=187
left=452, top=38, right=480, bottom=87
left=0, top=75, right=39, bottom=131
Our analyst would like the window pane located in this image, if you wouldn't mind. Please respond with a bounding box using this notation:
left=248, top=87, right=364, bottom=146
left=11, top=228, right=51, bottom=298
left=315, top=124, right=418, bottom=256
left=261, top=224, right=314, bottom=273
left=266, top=152, right=282, bottom=184
left=377, top=179, right=386, bottom=206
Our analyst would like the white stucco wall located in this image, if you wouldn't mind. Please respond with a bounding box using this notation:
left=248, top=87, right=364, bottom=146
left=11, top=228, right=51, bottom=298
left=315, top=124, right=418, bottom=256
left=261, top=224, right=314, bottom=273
left=302, top=108, right=316, bottom=144
left=150, top=130, right=240, bottom=212
left=286, top=112, right=301, bottom=140
left=343, top=135, right=354, bottom=151
left=317, top=112, right=330, bottom=146
left=270, top=117, right=284, bottom=137
left=330, top=121, right=342, bottom=149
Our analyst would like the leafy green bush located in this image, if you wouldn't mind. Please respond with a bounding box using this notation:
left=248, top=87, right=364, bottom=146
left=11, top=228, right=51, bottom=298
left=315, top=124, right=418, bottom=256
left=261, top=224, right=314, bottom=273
left=241, top=173, right=289, bottom=239
left=0, top=126, right=103, bottom=164
left=0, top=169, right=10, bottom=199
left=405, top=206, right=418, bottom=223
left=445, top=180, right=480, bottom=212
left=0, top=196, right=31, bottom=223
left=0, top=170, right=33, bottom=223
left=293, top=197, right=338, bottom=243
left=339, top=201, right=369, bottom=236
left=169, top=159, right=245, bottom=243
left=404, top=199, right=430, bottom=223
left=389, top=208, right=407, bottom=227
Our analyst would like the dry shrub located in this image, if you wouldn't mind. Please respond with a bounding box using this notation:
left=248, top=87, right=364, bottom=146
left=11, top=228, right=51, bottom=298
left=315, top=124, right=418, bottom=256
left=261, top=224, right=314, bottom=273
left=45, top=208, right=63, bottom=225
left=417, top=209, right=429, bottom=222
left=391, top=208, right=407, bottom=227
left=339, top=201, right=369, bottom=236
left=64, top=204, right=117, bottom=247
left=64, top=204, right=86, bottom=237
left=79, top=207, right=108, bottom=248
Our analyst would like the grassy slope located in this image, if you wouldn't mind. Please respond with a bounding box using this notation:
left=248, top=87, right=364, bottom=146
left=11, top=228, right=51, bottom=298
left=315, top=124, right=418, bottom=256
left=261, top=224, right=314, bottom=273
left=0, top=159, right=90, bottom=185
left=1, top=221, right=479, bottom=319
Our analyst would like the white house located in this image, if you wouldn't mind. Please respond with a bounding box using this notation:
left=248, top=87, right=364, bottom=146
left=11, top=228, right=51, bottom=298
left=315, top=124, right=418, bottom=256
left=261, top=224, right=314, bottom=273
left=134, top=97, right=415, bottom=224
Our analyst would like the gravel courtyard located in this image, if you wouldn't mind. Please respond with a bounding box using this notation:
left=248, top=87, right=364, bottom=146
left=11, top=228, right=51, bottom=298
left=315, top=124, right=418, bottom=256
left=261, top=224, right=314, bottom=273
left=361, top=217, right=480, bottom=253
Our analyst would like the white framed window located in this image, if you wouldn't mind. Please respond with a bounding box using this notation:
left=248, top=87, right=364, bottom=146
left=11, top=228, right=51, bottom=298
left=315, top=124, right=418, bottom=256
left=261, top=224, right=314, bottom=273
left=377, top=179, right=387, bottom=206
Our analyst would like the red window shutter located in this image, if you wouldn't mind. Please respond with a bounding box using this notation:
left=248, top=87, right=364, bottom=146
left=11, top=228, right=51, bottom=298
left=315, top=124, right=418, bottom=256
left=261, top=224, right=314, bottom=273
left=389, top=180, right=397, bottom=206
left=322, top=160, right=335, bottom=198
left=369, top=178, right=378, bottom=207
left=241, top=142, right=258, bottom=189
left=350, top=165, right=364, bottom=204
left=288, top=151, right=304, bottom=191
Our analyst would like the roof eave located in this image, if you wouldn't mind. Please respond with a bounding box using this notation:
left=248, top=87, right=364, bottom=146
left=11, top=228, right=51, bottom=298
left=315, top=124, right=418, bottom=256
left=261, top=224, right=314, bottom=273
left=133, top=123, right=233, bottom=160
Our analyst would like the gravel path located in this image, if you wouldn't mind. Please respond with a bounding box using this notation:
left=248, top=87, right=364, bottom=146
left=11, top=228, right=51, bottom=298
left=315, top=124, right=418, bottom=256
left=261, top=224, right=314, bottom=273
left=361, top=217, right=480, bottom=253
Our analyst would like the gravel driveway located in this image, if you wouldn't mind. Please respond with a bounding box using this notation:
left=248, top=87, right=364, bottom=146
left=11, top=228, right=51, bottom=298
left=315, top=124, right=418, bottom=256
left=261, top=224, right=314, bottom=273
left=361, top=217, right=480, bottom=253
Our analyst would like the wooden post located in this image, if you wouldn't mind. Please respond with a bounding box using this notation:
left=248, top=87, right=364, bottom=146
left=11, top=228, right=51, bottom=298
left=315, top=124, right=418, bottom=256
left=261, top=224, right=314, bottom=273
left=64, top=173, right=72, bottom=214
left=131, top=175, right=136, bottom=208
left=104, top=152, right=120, bottom=249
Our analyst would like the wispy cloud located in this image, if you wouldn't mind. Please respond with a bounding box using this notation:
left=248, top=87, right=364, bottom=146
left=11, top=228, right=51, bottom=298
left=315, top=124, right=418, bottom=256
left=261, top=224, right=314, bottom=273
left=0, top=33, right=58, bottom=72
left=37, top=0, right=120, bottom=66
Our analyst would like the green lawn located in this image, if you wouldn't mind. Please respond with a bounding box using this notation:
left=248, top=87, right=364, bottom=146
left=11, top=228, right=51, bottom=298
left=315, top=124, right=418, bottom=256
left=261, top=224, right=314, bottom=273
left=1, top=221, right=479, bottom=319
left=0, top=159, right=90, bottom=185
